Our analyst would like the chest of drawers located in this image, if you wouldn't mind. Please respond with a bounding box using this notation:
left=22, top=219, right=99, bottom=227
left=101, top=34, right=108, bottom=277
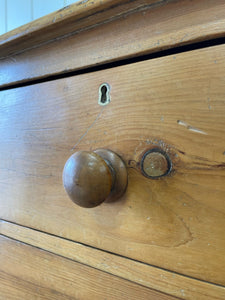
left=1, top=1, right=225, bottom=299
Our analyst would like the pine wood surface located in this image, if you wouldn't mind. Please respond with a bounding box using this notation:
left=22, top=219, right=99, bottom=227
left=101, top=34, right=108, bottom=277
left=1, top=0, right=225, bottom=87
left=1, top=220, right=225, bottom=300
left=0, top=235, right=178, bottom=300
left=1, top=44, right=225, bottom=286
left=0, top=0, right=159, bottom=56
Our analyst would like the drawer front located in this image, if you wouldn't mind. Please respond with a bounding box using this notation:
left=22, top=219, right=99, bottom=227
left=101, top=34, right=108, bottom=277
left=1, top=44, right=225, bottom=285
left=1, top=236, right=176, bottom=300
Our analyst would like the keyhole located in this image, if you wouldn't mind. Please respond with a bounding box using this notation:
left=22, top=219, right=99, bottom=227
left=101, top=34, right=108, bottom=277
left=101, top=85, right=107, bottom=103
left=98, top=83, right=110, bottom=106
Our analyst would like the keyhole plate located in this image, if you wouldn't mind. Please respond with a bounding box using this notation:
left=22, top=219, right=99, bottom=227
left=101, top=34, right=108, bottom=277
left=98, top=83, right=110, bottom=106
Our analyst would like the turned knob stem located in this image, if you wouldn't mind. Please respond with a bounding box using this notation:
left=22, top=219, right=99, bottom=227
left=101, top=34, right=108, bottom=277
left=63, top=149, right=127, bottom=208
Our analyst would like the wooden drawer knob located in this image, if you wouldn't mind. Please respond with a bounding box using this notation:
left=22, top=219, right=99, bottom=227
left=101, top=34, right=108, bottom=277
left=63, top=149, right=128, bottom=208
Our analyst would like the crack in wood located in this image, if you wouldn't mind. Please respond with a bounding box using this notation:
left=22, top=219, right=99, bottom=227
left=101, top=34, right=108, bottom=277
left=71, top=106, right=105, bottom=151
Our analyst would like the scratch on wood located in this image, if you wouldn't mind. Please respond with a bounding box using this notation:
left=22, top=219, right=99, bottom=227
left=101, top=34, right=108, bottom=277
left=78, top=0, right=89, bottom=5
left=10, top=57, right=17, bottom=63
left=188, top=126, right=207, bottom=135
left=71, top=107, right=105, bottom=151
left=57, top=4, right=72, bottom=12
left=180, top=33, right=189, bottom=42
left=177, top=120, right=207, bottom=135
left=207, top=97, right=211, bottom=110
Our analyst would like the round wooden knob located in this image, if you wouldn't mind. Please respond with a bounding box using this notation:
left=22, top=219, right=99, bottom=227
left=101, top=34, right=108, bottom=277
left=63, top=149, right=128, bottom=208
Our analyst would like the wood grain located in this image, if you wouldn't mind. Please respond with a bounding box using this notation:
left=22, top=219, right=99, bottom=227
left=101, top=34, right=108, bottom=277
left=1, top=44, right=225, bottom=285
left=0, top=235, right=176, bottom=300
left=1, top=0, right=225, bottom=87
left=0, top=0, right=128, bottom=55
left=1, top=220, right=225, bottom=300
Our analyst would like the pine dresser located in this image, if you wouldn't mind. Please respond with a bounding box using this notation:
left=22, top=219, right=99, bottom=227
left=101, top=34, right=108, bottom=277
left=1, top=1, right=225, bottom=299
